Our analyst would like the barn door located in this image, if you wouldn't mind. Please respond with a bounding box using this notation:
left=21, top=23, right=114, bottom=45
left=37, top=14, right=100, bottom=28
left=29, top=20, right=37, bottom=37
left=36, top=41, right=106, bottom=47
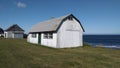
left=38, top=33, right=41, bottom=44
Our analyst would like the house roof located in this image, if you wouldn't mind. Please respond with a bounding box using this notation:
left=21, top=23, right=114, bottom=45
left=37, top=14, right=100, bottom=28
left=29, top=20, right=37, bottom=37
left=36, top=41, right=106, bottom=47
left=29, top=14, right=85, bottom=33
left=0, top=28, right=4, bottom=34
left=5, top=24, right=24, bottom=31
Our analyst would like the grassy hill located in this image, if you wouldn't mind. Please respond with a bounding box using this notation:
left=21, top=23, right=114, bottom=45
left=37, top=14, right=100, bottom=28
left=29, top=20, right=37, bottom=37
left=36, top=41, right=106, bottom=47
left=0, top=38, right=120, bottom=68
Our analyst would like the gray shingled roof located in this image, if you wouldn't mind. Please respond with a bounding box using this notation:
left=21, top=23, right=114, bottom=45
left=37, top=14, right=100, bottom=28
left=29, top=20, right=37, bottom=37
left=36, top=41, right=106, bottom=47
left=29, top=14, right=84, bottom=33
left=5, top=24, right=24, bottom=31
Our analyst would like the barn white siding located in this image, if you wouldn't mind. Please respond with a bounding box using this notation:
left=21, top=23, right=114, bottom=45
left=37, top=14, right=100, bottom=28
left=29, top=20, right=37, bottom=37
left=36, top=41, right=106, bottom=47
left=27, top=33, right=39, bottom=44
left=41, top=33, right=57, bottom=48
left=57, top=18, right=83, bottom=48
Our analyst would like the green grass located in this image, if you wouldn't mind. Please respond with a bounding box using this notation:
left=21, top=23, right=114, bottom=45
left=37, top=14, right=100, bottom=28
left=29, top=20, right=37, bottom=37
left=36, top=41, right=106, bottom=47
left=0, top=38, right=120, bottom=68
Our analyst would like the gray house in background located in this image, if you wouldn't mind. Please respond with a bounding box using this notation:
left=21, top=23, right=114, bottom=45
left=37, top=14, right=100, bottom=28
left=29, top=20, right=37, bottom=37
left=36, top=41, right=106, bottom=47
left=0, top=28, right=4, bottom=37
left=27, top=14, right=84, bottom=48
left=4, top=24, right=24, bottom=38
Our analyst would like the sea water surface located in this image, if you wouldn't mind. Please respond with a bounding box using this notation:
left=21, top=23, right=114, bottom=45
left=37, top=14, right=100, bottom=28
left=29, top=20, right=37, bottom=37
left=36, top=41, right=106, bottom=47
left=83, top=35, right=120, bottom=49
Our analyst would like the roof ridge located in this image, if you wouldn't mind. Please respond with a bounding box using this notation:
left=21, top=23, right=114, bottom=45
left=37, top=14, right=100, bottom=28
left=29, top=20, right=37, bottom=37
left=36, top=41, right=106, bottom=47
left=37, top=14, right=73, bottom=24
left=31, top=14, right=72, bottom=28
left=39, top=14, right=71, bottom=23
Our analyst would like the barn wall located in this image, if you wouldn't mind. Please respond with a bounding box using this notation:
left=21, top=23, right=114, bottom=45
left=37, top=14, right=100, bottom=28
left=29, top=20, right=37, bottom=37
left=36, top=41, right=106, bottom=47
left=57, top=18, right=83, bottom=48
left=27, top=33, right=38, bottom=44
left=41, top=33, right=57, bottom=48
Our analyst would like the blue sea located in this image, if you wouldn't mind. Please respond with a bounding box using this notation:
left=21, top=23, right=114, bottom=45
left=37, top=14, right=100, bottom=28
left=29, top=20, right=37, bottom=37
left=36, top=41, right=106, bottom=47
left=83, top=35, right=120, bottom=49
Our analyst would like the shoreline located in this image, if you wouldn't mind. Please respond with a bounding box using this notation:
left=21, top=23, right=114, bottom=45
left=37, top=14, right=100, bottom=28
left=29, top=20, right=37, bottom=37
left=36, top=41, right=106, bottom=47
left=86, top=43, right=120, bottom=49
left=96, top=45, right=120, bottom=49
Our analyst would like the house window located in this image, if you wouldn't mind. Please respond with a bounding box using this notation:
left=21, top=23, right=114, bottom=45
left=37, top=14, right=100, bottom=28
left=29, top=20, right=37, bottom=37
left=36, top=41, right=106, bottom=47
left=44, top=33, right=53, bottom=39
left=32, top=33, right=36, bottom=38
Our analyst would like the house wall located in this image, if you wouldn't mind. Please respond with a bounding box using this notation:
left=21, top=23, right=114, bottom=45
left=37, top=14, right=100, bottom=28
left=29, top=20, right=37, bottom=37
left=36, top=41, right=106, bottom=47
left=0, top=34, right=4, bottom=37
left=4, top=31, right=13, bottom=38
left=41, top=33, right=57, bottom=48
left=4, top=31, right=24, bottom=38
left=0, top=34, right=2, bottom=36
left=57, top=18, right=83, bottom=48
left=27, top=33, right=38, bottom=44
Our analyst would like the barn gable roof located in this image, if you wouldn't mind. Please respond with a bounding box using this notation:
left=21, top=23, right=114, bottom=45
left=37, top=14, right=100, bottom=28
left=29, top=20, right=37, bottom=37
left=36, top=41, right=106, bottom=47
left=29, top=14, right=85, bottom=33
left=5, top=24, right=24, bottom=31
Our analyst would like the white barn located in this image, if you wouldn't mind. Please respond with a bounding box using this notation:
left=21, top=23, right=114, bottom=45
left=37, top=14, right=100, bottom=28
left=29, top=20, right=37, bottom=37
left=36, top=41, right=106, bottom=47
left=27, top=14, right=85, bottom=48
left=4, top=24, right=24, bottom=38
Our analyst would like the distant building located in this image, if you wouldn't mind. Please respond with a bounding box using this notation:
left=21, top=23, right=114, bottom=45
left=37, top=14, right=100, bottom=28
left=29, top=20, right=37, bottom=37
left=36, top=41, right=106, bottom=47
left=4, top=24, right=24, bottom=38
left=27, top=14, right=85, bottom=48
left=0, top=28, right=4, bottom=37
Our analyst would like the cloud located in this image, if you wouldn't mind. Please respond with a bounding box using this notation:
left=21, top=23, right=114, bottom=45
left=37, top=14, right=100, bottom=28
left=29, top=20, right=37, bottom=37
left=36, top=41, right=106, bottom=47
left=16, top=2, right=27, bottom=8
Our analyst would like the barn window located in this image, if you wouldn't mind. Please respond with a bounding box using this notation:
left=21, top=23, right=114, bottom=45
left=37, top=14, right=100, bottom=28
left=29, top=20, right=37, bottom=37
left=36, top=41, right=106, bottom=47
left=68, top=16, right=73, bottom=21
left=49, top=33, right=53, bottom=39
left=32, top=33, right=36, bottom=38
left=44, top=33, right=48, bottom=38
left=44, top=33, right=53, bottom=39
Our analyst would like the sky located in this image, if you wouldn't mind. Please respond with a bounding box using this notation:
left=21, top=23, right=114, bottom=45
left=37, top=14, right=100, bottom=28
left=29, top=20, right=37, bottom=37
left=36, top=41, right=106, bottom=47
left=0, top=0, right=120, bottom=34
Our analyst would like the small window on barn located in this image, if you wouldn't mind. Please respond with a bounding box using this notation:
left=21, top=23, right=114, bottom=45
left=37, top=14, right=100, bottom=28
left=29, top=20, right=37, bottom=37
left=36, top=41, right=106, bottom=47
left=44, top=33, right=53, bottom=39
left=32, top=33, right=36, bottom=38
left=68, top=16, right=73, bottom=21
left=44, top=33, right=48, bottom=39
